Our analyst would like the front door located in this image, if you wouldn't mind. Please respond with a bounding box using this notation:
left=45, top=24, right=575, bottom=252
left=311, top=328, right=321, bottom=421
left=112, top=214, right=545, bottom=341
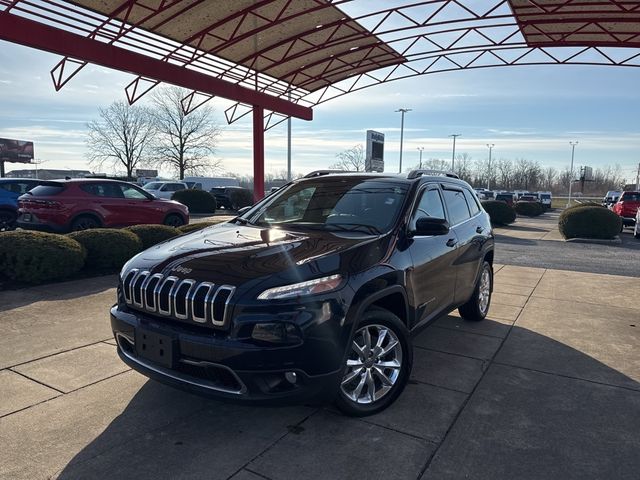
left=406, top=185, right=459, bottom=326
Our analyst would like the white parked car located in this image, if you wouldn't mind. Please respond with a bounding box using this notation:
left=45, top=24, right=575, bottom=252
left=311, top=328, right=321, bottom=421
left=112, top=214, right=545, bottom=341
left=635, top=208, right=640, bottom=239
left=142, top=181, right=188, bottom=199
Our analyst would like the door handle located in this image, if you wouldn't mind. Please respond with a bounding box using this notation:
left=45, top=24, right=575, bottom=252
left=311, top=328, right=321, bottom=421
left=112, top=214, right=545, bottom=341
left=446, top=238, right=457, bottom=247
left=476, top=226, right=484, bottom=234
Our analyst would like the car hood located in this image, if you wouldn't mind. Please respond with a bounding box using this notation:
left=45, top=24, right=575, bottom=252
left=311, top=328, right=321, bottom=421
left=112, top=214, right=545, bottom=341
left=125, top=222, right=387, bottom=287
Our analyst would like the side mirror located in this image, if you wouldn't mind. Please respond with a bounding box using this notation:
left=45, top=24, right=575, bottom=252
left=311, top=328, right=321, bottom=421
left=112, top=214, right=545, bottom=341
left=413, top=217, right=450, bottom=236
left=237, top=206, right=251, bottom=216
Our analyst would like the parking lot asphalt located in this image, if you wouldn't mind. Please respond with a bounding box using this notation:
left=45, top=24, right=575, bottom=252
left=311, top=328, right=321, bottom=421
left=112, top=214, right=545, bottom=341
left=1, top=263, right=639, bottom=480
left=494, top=211, right=640, bottom=277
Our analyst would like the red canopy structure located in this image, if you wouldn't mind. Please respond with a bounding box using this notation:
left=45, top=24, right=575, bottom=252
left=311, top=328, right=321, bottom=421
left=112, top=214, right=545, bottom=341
left=1, top=0, right=639, bottom=198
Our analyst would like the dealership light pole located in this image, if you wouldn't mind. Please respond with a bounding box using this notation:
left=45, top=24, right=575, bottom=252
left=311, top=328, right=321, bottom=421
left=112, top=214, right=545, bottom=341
left=417, top=147, right=424, bottom=169
left=396, top=108, right=411, bottom=173
left=486, top=144, right=494, bottom=190
left=567, top=141, right=578, bottom=208
left=450, top=134, right=461, bottom=171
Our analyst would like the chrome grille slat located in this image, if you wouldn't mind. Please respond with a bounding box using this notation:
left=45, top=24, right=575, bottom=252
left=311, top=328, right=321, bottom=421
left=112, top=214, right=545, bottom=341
left=143, top=273, right=163, bottom=312
left=157, top=276, right=179, bottom=316
left=211, top=285, right=236, bottom=326
left=123, top=272, right=234, bottom=328
left=132, top=271, right=149, bottom=308
left=123, top=268, right=139, bottom=304
left=191, top=282, right=215, bottom=323
left=173, top=279, right=196, bottom=320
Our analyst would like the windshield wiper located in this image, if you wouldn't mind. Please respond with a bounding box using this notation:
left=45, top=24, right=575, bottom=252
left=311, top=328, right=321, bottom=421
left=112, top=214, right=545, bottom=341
left=234, top=217, right=253, bottom=226
left=319, top=223, right=382, bottom=235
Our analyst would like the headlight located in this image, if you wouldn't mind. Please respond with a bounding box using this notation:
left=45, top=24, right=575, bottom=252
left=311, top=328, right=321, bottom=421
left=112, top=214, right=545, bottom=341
left=257, top=274, right=342, bottom=300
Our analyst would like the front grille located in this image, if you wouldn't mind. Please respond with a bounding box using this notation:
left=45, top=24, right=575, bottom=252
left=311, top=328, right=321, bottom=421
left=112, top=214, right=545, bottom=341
left=123, top=269, right=236, bottom=327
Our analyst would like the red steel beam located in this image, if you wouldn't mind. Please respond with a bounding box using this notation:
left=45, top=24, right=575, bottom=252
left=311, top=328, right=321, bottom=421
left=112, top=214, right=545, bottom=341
left=0, top=12, right=312, bottom=120
left=253, top=106, right=265, bottom=201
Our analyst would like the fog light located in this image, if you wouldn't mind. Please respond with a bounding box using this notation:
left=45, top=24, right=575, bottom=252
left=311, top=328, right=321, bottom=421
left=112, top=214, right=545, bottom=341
left=285, top=371, right=297, bottom=384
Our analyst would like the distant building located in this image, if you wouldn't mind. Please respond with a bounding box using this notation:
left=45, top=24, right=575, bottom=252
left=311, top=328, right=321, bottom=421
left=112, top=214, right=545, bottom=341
left=4, top=168, right=92, bottom=180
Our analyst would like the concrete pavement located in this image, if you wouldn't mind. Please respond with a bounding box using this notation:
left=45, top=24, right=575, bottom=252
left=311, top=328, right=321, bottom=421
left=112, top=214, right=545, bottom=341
left=1, top=265, right=639, bottom=479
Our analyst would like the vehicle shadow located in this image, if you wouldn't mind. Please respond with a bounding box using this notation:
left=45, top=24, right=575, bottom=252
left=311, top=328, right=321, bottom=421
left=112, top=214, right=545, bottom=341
left=53, top=319, right=640, bottom=480
left=493, top=235, right=538, bottom=246
left=0, top=274, right=117, bottom=313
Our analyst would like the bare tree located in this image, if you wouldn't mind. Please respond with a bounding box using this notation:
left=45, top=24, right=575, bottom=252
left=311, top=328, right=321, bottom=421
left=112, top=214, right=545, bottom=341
left=331, top=145, right=366, bottom=171
left=542, top=166, right=557, bottom=191
left=453, top=153, right=473, bottom=182
left=86, top=101, right=155, bottom=178
left=150, top=86, right=221, bottom=179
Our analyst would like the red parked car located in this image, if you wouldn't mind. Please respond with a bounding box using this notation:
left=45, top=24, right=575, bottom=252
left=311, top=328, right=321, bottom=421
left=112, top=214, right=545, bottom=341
left=612, top=191, right=640, bottom=230
left=17, top=179, right=189, bottom=232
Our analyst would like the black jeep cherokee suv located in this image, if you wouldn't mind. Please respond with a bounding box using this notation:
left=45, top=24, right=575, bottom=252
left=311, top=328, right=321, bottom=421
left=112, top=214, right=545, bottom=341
left=111, top=170, right=494, bottom=416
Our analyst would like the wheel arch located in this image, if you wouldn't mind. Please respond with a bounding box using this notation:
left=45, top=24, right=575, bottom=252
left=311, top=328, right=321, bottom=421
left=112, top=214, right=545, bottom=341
left=68, top=211, right=103, bottom=228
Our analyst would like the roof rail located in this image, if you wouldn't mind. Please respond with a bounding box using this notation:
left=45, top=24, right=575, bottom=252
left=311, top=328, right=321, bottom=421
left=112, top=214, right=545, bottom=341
left=407, top=169, right=459, bottom=180
left=303, top=170, right=350, bottom=178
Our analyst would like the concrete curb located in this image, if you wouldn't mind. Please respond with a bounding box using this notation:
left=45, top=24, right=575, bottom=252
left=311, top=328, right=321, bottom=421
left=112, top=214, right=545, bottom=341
left=564, top=236, right=622, bottom=245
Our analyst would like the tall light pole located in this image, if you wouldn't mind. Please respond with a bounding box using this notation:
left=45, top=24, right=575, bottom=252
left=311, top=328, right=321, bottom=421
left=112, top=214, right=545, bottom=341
left=396, top=108, right=411, bottom=173
left=486, top=144, right=494, bottom=190
left=450, top=134, right=461, bottom=171
left=567, top=141, right=578, bottom=208
left=417, top=147, right=424, bottom=169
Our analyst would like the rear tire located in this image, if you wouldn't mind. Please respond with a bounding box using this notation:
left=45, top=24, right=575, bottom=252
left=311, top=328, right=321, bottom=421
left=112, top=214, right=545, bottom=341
left=335, top=307, right=412, bottom=417
left=164, top=213, right=185, bottom=227
left=459, top=261, right=493, bottom=321
left=70, top=214, right=100, bottom=231
left=0, top=209, right=17, bottom=231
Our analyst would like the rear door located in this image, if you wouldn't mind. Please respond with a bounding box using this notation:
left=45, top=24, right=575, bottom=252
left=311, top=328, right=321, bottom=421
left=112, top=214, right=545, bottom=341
left=406, top=184, right=459, bottom=325
left=441, top=186, right=485, bottom=304
left=80, top=182, right=128, bottom=226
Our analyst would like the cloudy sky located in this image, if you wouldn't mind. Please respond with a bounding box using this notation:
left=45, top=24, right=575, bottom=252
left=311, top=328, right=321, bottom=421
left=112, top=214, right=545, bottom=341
left=0, top=37, right=639, bottom=183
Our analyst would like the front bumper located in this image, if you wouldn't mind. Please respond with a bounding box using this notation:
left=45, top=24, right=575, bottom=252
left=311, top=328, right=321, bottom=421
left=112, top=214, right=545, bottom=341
left=620, top=216, right=636, bottom=227
left=111, top=305, right=344, bottom=405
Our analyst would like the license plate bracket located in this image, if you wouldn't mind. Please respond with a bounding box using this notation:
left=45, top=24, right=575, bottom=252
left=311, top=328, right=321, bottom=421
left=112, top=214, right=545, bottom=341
left=135, top=327, right=176, bottom=368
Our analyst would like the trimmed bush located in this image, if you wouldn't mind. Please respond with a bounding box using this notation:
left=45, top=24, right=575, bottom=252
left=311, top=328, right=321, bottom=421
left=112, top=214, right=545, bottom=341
left=481, top=200, right=516, bottom=225
left=178, top=220, right=226, bottom=234
left=559, top=206, right=622, bottom=239
left=228, top=188, right=254, bottom=210
left=0, top=231, right=85, bottom=284
left=515, top=201, right=544, bottom=217
left=125, top=224, right=181, bottom=249
left=172, top=189, right=217, bottom=213
left=68, top=229, right=142, bottom=271
left=565, top=201, right=605, bottom=211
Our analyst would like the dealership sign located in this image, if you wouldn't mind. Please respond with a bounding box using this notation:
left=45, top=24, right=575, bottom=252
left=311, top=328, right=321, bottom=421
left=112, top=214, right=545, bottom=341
left=0, top=138, right=34, bottom=163
left=365, top=130, right=384, bottom=172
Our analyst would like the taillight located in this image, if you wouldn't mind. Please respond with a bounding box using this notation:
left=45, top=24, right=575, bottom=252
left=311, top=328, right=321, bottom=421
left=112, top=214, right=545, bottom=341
left=20, top=199, right=63, bottom=209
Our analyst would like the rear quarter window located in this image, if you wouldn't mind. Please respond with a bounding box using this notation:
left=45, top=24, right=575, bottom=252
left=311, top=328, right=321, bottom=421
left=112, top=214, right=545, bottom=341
left=621, top=192, right=640, bottom=201
left=28, top=184, right=65, bottom=196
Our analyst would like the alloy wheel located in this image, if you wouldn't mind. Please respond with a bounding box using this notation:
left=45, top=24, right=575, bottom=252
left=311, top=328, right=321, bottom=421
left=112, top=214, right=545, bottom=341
left=478, top=267, right=491, bottom=315
left=340, top=324, right=403, bottom=404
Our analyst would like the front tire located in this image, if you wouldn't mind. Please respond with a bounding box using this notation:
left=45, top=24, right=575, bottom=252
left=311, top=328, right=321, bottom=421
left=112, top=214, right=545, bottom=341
left=459, top=260, right=493, bottom=321
left=164, top=213, right=185, bottom=227
left=335, top=307, right=412, bottom=417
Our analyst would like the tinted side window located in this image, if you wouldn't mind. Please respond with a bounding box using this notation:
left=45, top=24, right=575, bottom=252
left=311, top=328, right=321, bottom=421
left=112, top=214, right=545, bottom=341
left=29, top=184, right=65, bottom=196
left=411, top=188, right=445, bottom=230
left=463, top=189, right=481, bottom=216
left=443, top=189, right=471, bottom=225
left=80, top=183, right=124, bottom=198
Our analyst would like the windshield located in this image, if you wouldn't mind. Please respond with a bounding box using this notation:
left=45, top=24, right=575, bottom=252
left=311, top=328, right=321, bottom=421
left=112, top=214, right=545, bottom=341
left=143, top=182, right=162, bottom=190
left=244, top=178, right=408, bottom=234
